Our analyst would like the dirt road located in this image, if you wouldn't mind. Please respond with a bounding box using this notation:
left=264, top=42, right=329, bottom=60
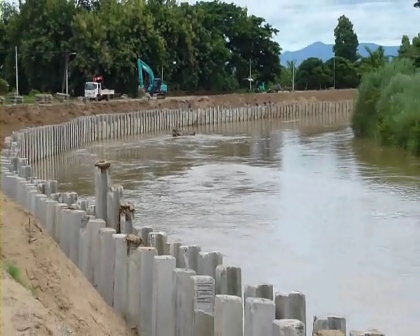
left=1, top=193, right=134, bottom=335
left=1, top=89, right=355, bottom=147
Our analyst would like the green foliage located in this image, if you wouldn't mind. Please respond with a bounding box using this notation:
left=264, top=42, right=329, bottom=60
left=0, top=78, right=9, bottom=94
left=333, top=15, right=359, bottom=63
left=398, top=34, right=420, bottom=67
left=325, top=56, right=358, bottom=89
left=357, top=46, right=388, bottom=78
left=0, top=0, right=281, bottom=95
left=295, top=57, right=331, bottom=90
left=6, top=263, right=23, bottom=284
left=352, top=59, right=420, bottom=155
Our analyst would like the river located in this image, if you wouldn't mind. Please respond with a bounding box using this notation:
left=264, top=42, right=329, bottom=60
left=33, top=115, right=420, bottom=335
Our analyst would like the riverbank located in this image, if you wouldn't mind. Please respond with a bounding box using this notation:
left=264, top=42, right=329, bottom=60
left=1, top=192, right=134, bottom=335
left=351, top=59, right=420, bottom=155
left=0, top=89, right=355, bottom=147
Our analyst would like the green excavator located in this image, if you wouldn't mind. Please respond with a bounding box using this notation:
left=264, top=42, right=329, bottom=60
left=137, top=58, right=167, bottom=99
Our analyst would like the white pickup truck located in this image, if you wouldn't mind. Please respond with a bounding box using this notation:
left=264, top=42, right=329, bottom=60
left=84, top=76, right=115, bottom=101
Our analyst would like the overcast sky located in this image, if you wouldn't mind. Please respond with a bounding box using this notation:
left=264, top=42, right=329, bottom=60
left=186, top=0, right=419, bottom=51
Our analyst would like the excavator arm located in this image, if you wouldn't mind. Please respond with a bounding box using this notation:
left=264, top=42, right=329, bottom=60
left=137, top=58, right=155, bottom=93
left=137, top=58, right=145, bottom=91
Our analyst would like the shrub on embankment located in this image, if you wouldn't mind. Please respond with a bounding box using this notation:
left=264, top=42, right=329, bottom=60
left=351, top=58, right=420, bottom=155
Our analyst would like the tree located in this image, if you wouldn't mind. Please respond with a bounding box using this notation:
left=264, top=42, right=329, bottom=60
left=357, top=46, right=388, bottom=77
left=398, top=34, right=420, bottom=67
left=414, top=1, right=420, bottom=8
left=295, top=57, right=331, bottom=90
left=0, top=0, right=282, bottom=95
left=333, top=15, right=359, bottom=63
left=325, top=56, right=358, bottom=89
left=279, top=60, right=296, bottom=90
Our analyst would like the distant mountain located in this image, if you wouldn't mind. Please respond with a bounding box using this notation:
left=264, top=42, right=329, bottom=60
left=280, top=42, right=399, bottom=66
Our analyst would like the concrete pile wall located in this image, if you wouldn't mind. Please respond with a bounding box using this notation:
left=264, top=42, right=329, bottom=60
left=1, top=101, right=384, bottom=336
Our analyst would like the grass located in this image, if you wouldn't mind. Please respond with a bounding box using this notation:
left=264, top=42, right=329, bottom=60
left=6, top=263, right=23, bottom=284
left=5, top=262, right=38, bottom=296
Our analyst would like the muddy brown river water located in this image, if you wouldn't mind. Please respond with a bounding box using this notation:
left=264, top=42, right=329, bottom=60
left=33, top=116, right=420, bottom=335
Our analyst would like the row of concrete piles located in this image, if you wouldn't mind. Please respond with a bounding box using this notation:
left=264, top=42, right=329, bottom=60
left=1, top=153, right=385, bottom=336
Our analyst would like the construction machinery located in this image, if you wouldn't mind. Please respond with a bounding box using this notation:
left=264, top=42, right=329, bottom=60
left=84, top=75, right=115, bottom=101
left=137, top=58, right=167, bottom=99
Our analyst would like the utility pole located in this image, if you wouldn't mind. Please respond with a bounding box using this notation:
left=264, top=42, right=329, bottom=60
left=249, top=58, right=252, bottom=91
left=15, top=46, right=19, bottom=95
left=65, top=51, right=69, bottom=95
left=333, top=56, right=336, bottom=89
left=161, top=66, right=164, bottom=81
left=292, top=59, right=296, bottom=92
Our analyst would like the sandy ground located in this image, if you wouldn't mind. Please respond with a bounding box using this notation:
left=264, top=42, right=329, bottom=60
left=1, top=193, right=135, bottom=336
left=0, top=89, right=356, bottom=147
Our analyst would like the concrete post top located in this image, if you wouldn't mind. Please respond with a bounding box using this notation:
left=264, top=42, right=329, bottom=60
left=154, top=255, right=175, bottom=261
left=138, top=246, right=157, bottom=252
left=273, top=319, right=304, bottom=327
left=173, top=268, right=196, bottom=275
left=149, top=231, right=167, bottom=236
left=246, top=297, right=275, bottom=306
left=289, top=291, right=304, bottom=295
left=61, top=208, right=73, bottom=213
left=94, top=160, right=111, bottom=170
left=112, top=233, right=126, bottom=239
left=215, top=294, right=242, bottom=304
left=275, top=291, right=288, bottom=296
left=71, top=209, right=87, bottom=215
left=99, top=227, right=116, bottom=233
left=89, top=218, right=106, bottom=224
left=45, top=199, right=58, bottom=204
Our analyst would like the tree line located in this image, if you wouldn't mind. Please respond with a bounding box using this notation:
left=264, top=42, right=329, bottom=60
left=0, top=0, right=282, bottom=96
left=0, top=0, right=419, bottom=96
left=280, top=15, right=420, bottom=91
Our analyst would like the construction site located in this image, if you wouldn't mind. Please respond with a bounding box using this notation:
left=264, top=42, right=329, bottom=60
left=0, top=89, right=356, bottom=146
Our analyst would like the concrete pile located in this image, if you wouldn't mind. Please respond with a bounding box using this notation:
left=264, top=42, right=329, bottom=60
left=1, top=101, right=384, bottom=335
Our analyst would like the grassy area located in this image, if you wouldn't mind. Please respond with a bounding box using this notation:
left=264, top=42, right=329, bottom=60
left=23, top=95, right=36, bottom=104
left=351, top=59, right=420, bottom=155
left=6, top=263, right=24, bottom=284
left=5, top=262, right=37, bottom=296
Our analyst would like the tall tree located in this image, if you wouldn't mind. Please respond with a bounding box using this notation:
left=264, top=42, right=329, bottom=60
left=333, top=15, right=359, bottom=63
left=414, top=1, right=420, bottom=8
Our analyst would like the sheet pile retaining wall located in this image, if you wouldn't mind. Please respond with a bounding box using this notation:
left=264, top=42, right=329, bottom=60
left=1, top=101, right=384, bottom=336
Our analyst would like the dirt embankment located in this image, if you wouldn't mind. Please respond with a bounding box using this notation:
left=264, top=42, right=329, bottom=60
left=0, top=89, right=356, bottom=147
left=1, top=193, right=134, bottom=336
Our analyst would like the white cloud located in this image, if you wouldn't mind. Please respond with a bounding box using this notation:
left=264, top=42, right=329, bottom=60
left=184, top=0, right=419, bottom=51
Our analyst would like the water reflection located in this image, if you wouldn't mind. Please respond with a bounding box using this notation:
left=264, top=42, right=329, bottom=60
left=31, top=113, right=420, bottom=335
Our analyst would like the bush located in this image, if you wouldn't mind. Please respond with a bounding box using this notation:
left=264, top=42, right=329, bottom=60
left=351, top=59, right=420, bottom=155
left=0, top=78, right=9, bottom=95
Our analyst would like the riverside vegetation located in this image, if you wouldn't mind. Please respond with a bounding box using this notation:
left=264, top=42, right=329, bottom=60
left=352, top=59, right=420, bottom=155
left=0, top=0, right=419, bottom=95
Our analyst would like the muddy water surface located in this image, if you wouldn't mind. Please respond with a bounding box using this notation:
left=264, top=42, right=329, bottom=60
left=34, top=116, right=420, bottom=335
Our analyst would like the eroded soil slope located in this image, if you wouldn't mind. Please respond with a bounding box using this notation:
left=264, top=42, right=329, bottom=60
left=0, top=89, right=355, bottom=147
left=1, top=193, right=134, bottom=336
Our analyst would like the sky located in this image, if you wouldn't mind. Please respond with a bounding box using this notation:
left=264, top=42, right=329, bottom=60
left=187, top=0, right=419, bottom=51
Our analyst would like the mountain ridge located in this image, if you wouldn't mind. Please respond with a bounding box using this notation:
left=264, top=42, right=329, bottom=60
left=280, top=42, right=399, bottom=66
